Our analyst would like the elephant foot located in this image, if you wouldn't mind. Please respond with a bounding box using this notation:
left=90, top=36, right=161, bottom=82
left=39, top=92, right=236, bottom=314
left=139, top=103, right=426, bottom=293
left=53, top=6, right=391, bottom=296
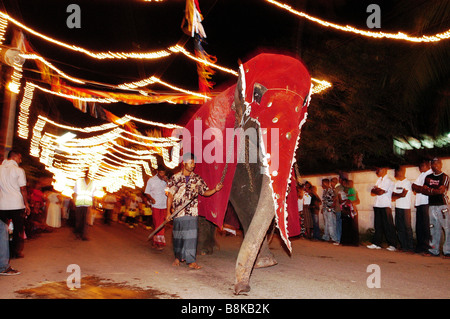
left=254, top=254, right=277, bottom=269
left=234, top=281, right=251, bottom=295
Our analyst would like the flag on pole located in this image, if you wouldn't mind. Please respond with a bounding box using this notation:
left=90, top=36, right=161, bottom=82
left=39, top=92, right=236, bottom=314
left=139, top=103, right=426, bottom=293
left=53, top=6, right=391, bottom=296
left=182, top=0, right=216, bottom=93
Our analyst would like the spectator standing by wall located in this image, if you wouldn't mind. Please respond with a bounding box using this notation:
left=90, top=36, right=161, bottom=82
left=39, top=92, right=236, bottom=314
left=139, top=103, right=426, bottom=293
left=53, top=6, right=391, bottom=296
left=321, top=178, right=338, bottom=244
left=392, top=167, right=414, bottom=253
left=412, top=159, right=433, bottom=254
left=420, top=158, right=449, bottom=258
left=367, top=167, right=397, bottom=251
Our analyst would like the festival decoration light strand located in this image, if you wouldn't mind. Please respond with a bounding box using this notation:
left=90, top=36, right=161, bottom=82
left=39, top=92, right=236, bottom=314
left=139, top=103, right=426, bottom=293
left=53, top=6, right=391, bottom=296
left=8, top=61, right=23, bottom=93
left=3, top=15, right=330, bottom=96
left=0, top=11, right=175, bottom=60
left=24, top=50, right=330, bottom=95
left=0, top=9, right=237, bottom=76
left=122, top=114, right=183, bottom=129
left=0, top=16, right=8, bottom=49
left=170, top=45, right=239, bottom=76
left=266, top=0, right=450, bottom=43
left=310, top=78, right=332, bottom=94
left=20, top=53, right=86, bottom=84
left=17, top=82, right=35, bottom=139
left=118, top=127, right=180, bottom=143
left=118, top=75, right=211, bottom=100
left=36, top=114, right=120, bottom=133
left=29, top=82, right=119, bottom=103
left=0, top=10, right=243, bottom=80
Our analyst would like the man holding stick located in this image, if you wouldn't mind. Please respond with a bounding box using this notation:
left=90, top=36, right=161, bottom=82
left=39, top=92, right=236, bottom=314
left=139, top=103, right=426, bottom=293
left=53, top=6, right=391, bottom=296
left=166, top=153, right=223, bottom=270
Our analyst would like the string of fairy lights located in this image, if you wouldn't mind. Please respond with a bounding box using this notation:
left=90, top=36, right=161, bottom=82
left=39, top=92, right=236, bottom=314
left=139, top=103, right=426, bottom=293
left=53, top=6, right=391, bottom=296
left=1, top=10, right=330, bottom=95
left=6, top=1, right=446, bottom=196
left=266, top=0, right=450, bottom=43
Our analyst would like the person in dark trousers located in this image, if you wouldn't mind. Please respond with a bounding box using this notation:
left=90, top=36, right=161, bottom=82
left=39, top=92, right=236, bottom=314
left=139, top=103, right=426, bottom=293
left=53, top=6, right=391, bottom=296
left=412, top=159, right=433, bottom=254
left=72, top=173, right=96, bottom=241
left=392, top=167, right=414, bottom=253
left=166, top=153, right=223, bottom=269
left=419, top=158, right=449, bottom=258
left=367, top=167, right=397, bottom=251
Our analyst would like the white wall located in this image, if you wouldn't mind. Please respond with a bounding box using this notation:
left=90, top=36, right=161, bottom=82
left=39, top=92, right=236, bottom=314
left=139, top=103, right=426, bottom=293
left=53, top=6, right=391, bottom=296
left=298, top=157, right=450, bottom=234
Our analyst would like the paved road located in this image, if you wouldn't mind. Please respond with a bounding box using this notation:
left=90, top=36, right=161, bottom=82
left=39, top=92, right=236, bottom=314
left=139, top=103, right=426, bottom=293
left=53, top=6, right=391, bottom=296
left=1, top=219, right=449, bottom=300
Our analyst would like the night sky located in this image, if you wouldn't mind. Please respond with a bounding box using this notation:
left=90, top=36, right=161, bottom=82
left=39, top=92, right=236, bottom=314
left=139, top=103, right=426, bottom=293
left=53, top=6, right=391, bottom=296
left=1, top=0, right=400, bottom=125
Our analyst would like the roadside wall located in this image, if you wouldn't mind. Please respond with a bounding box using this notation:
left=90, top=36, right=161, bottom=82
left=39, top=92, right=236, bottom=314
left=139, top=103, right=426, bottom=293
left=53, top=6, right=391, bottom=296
left=298, top=157, right=450, bottom=235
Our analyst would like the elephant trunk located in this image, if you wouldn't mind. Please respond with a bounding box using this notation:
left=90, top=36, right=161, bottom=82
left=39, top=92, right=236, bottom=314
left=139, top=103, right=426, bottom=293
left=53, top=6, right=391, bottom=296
left=234, top=174, right=275, bottom=295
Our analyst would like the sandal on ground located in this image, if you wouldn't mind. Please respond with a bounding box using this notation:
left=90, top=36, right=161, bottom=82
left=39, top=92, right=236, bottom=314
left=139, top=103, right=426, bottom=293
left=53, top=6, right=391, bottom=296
left=172, top=259, right=180, bottom=266
left=188, top=262, right=202, bottom=270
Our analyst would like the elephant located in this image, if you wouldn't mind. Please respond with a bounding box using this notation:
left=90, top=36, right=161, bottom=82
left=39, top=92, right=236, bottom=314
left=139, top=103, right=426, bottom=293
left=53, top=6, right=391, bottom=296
left=174, top=53, right=311, bottom=294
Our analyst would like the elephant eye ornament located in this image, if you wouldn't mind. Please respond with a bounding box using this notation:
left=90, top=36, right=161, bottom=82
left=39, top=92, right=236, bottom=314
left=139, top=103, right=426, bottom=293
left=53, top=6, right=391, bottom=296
left=252, top=82, right=268, bottom=104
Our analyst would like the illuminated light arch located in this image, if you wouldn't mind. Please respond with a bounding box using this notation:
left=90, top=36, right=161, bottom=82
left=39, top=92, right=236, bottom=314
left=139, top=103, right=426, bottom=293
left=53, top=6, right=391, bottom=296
left=28, top=113, right=182, bottom=194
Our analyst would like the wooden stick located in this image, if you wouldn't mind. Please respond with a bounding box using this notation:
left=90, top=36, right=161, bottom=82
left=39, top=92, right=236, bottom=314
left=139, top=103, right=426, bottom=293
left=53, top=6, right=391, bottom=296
left=147, top=194, right=198, bottom=241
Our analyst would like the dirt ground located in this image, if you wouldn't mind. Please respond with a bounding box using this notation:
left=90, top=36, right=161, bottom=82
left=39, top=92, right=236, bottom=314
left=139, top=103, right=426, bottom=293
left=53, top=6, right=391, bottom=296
left=1, top=218, right=449, bottom=301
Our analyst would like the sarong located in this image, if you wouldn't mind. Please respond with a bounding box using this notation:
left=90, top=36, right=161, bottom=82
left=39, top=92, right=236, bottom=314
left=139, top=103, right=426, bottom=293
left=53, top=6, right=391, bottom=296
left=152, top=208, right=166, bottom=247
left=172, top=215, right=198, bottom=264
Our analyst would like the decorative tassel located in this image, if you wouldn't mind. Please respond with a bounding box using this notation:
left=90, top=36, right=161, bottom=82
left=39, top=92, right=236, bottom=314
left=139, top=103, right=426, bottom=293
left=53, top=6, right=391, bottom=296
left=194, top=34, right=216, bottom=93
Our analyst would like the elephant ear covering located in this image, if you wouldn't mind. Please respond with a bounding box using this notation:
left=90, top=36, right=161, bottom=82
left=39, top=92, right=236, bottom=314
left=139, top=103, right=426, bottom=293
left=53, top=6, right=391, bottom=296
left=240, top=54, right=311, bottom=252
left=181, top=53, right=311, bottom=252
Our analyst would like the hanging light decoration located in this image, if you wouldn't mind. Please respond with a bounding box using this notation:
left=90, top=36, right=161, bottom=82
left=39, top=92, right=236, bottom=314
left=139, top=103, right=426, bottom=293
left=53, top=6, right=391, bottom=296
left=266, top=0, right=450, bottom=43
left=28, top=114, right=182, bottom=193
left=0, top=15, right=8, bottom=48
left=17, top=82, right=35, bottom=139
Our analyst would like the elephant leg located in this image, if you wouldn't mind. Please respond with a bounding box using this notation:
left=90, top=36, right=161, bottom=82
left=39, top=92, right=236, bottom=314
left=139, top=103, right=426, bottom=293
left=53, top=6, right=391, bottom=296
left=254, top=236, right=277, bottom=269
left=229, top=161, right=277, bottom=271
left=229, top=195, right=277, bottom=269
left=234, top=174, right=275, bottom=295
left=197, top=216, right=217, bottom=255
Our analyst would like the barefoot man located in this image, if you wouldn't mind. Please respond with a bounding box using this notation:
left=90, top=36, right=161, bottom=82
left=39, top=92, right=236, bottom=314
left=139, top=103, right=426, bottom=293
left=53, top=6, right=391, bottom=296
left=166, top=153, right=223, bottom=269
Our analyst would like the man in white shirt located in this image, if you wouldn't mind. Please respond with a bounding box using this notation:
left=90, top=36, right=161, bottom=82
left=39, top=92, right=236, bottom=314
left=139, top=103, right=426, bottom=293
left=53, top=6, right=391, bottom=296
left=367, top=167, right=397, bottom=251
left=392, top=166, right=414, bottom=252
left=0, top=150, right=30, bottom=275
left=144, top=166, right=168, bottom=250
left=411, top=159, right=433, bottom=253
left=302, top=183, right=313, bottom=239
